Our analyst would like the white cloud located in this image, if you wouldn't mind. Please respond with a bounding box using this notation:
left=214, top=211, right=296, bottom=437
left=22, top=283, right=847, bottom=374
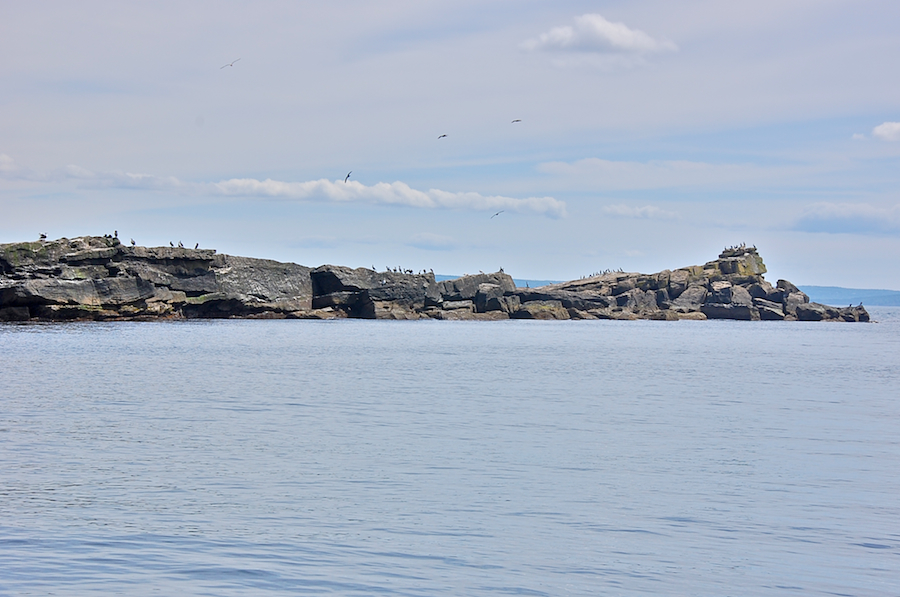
left=794, top=202, right=900, bottom=235
left=602, top=204, right=679, bottom=220
left=872, top=122, right=900, bottom=141
left=538, top=158, right=797, bottom=190
left=0, top=154, right=18, bottom=174
left=211, top=178, right=565, bottom=217
left=852, top=133, right=866, bottom=140
left=0, top=156, right=565, bottom=218
left=522, top=14, right=677, bottom=55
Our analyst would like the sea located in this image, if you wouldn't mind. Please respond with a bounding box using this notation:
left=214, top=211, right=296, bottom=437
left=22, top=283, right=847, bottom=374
left=2, top=309, right=899, bottom=596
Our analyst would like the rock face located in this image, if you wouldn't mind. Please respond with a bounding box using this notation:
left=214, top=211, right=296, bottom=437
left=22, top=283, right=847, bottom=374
left=0, top=236, right=312, bottom=321
left=0, top=237, right=870, bottom=322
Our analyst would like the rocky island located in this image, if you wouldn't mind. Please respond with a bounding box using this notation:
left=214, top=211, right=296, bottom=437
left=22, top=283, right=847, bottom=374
left=0, top=235, right=869, bottom=322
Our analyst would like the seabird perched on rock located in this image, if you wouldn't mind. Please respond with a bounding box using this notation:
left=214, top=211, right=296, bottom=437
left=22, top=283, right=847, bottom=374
left=170, top=242, right=174, bottom=247
left=39, top=233, right=47, bottom=240
left=114, top=230, right=118, bottom=238
left=195, top=243, right=199, bottom=249
left=178, top=241, right=184, bottom=248
left=130, top=238, right=136, bottom=246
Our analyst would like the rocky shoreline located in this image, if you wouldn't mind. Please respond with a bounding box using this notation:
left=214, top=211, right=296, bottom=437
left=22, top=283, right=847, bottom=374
left=0, top=236, right=869, bottom=322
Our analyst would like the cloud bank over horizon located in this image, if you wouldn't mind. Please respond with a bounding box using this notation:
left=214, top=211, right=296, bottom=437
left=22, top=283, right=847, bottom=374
left=794, top=202, right=900, bottom=235
left=0, top=154, right=566, bottom=218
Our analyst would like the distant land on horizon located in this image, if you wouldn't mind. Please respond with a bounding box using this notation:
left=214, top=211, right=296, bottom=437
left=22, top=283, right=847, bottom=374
left=797, top=286, right=900, bottom=307
left=436, top=275, right=900, bottom=307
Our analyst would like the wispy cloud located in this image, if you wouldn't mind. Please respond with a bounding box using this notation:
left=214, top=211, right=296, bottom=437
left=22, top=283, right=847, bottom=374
left=602, top=204, right=679, bottom=220
left=538, top=158, right=800, bottom=190
left=0, top=155, right=566, bottom=218
left=872, top=122, right=900, bottom=141
left=794, top=202, right=900, bottom=235
left=211, top=178, right=565, bottom=217
left=522, top=14, right=677, bottom=61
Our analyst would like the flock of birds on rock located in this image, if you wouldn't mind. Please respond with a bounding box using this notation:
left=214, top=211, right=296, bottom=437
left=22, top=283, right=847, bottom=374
left=381, top=266, right=434, bottom=275
left=578, top=268, right=624, bottom=279
left=38, top=230, right=204, bottom=251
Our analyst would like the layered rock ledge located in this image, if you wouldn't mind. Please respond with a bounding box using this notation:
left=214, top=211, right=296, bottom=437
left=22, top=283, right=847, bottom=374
left=0, top=236, right=869, bottom=322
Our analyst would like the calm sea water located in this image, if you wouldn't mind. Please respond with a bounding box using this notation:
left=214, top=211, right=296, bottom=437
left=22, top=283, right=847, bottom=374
left=2, top=310, right=899, bottom=596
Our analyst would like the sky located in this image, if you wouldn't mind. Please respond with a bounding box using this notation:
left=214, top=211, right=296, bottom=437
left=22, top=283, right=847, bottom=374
left=2, top=1, right=899, bottom=288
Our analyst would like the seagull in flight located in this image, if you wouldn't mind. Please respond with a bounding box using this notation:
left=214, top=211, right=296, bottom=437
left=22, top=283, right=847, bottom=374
left=220, top=58, right=241, bottom=69
left=511, top=119, right=522, bottom=123
left=344, top=171, right=352, bottom=183
left=438, top=134, right=447, bottom=139
left=491, top=210, right=504, bottom=219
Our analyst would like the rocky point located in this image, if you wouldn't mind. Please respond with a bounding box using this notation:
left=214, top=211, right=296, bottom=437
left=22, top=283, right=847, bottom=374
left=0, top=236, right=869, bottom=323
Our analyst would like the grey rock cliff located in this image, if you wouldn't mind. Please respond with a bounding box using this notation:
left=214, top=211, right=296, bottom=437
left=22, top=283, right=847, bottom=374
left=0, top=237, right=870, bottom=322
left=0, top=236, right=312, bottom=320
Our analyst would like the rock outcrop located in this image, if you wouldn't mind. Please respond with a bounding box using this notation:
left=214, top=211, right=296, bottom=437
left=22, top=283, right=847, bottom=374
left=0, top=236, right=313, bottom=321
left=0, top=237, right=869, bottom=322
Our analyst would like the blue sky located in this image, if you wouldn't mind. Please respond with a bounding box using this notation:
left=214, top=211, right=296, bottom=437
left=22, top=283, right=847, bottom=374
left=2, top=1, right=899, bottom=288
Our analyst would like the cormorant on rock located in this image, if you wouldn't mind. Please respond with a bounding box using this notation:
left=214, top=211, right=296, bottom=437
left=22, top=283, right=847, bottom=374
left=130, top=239, right=136, bottom=246
left=170, top=242, right=174, bottom=247
left=178, top=241, right=183, bottom=248
left=194, top=243, right=199, bottom=249
left=114, top=230, right=118, bottom=238
left=39, top=233, right=47, bottom=240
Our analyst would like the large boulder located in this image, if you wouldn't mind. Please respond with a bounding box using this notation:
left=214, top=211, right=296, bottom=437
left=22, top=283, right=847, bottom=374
left=310, top=265, right=434, bottom=318
left=753, top=298, right=785, bottom=320
left=511, top=300, right=570, bottom=320
left=671, top=285, right=707, bottom=312
left=475, top=283, right=520, bottom=313
left=701, top=303, right=760, bottom=321
left=437, top=272, right=515, bottom=302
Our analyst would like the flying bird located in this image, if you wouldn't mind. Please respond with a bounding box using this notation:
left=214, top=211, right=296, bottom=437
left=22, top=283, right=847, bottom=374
left=220, top=58, right=241, bottom=69
left=438, top=134, right=447, bottom=139
left=344, top=171, right=352, bottom=183
left=511, top=119, right=522, bottom=123
left=491, top=210, right=504, bottom=219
